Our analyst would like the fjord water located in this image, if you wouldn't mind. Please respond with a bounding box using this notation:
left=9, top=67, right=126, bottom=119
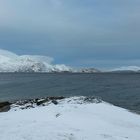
left=0, top=73, right=140, bottom=112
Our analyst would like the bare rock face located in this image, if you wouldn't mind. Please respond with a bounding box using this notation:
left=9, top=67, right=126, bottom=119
left=0, top=102, right=11, bottom=112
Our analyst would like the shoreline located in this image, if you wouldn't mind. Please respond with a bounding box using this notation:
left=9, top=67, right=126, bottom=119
left=0, top=96, right=102, bottom=112
left=0, top=96, right=140, bottom=115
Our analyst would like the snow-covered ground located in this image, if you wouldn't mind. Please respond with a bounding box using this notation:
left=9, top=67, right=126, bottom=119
left=0, top=97, right=140, bottom=140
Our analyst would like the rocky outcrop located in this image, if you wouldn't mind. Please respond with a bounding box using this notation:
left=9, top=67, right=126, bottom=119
left=0, top=96, right=102, bottom=112
left=10, top=96, right=65, bottom=111
left=0, top=102, right=11, bottom=112
left=10, top=96, right=102, bottom=111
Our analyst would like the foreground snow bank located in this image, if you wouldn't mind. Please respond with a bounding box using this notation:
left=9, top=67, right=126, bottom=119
left=0, top=97, right=140, bottom=140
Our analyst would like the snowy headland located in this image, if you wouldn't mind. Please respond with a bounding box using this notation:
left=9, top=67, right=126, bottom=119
left=2, top=49, right=140, bottom=73
left=0, top=96, right=140, bottom=140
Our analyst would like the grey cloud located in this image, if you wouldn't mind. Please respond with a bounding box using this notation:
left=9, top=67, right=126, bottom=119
left=0, top=0, right=140, bottom=68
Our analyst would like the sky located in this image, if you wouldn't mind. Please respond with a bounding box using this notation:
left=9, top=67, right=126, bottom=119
left=0, top=0, right=140, bottom=69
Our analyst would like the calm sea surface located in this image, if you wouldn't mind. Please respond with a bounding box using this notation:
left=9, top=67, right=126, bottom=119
left=0, top=73, right=140, bottom=112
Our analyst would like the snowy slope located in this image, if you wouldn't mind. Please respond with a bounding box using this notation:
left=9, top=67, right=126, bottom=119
left=0, top=97, right=140, bottom=140
left=0, top=49, right=72, bottom=72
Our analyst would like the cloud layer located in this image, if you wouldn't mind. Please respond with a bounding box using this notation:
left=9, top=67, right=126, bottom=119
left=0, top=0, right=140, bottom=68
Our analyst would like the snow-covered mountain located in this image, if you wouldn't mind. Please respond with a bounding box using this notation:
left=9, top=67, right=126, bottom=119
left=110, top=66, right=140, bottom=73
left=0, top=49, right=101, bottom=73
left=1, top=49, right=139, bottom=73
left=0, top=49, right=72, bottom=73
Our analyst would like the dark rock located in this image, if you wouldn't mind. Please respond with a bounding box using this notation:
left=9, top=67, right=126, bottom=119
left=84, top=97, right=102, bottom=103
left=35, top=98, right=39, bottom=102
left=36, top=99, right=49, bottom=106
left=56, top=113, right=61, bottom=118
left=49, top=96, right=65, bottom=100
left=52, top=100, right=58, bottom=105
left=0, top=102, right=11, bottom=112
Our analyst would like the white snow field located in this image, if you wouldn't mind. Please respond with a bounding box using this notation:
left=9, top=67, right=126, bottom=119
left=0, top=97, right=140, bottom=140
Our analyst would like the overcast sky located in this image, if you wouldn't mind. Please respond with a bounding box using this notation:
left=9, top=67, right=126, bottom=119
left=0, top=0, right=140, bottom=69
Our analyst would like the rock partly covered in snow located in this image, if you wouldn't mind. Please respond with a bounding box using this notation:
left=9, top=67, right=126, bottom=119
left=0, top=102, right=11, bottom=112
left=10, top=96, right=101, bottom=111
left=0, top=96, right=140, bottom=140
